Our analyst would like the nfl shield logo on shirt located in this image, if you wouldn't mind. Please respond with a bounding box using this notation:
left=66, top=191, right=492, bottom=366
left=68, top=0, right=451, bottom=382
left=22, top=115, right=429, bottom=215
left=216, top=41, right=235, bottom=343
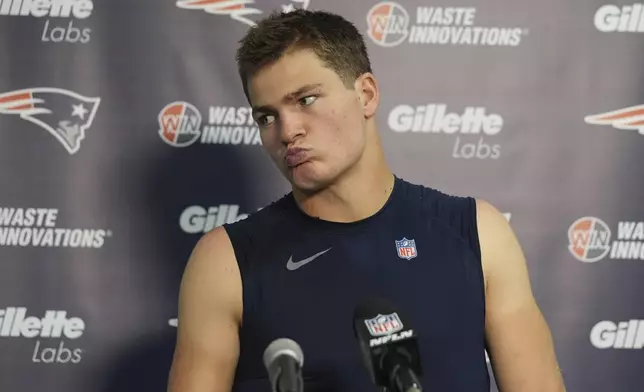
left=364, top=312, right=404, bottom=337
left=395, top=237, right=417, bottom=260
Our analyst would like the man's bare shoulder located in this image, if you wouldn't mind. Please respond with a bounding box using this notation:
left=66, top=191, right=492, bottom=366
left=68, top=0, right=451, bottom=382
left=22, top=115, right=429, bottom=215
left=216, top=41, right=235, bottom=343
left=181, top=195, right=293, bottom=297
left=193, top=225, right=234, bottom=253
left=474, top=199, right=518, bottom=282
left=181, top=226, right=243, bottom=320
left=474, top=198, right=566, bottom=392
left=188, top=226, right=236, bottom=268
left=168, top=226, right=243, bottom=392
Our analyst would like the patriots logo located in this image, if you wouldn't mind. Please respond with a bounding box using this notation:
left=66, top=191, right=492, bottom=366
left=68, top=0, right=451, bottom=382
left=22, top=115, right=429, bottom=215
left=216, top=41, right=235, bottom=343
left=176, top=0, right=310, bottom=26
left=0, top=88, right=100, bottom=154
left=585, top=105, right=644, bottom=135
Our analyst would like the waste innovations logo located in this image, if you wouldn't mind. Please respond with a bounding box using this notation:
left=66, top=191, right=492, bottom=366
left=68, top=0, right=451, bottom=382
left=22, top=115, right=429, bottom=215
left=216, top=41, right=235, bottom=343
left=594, top=3, right=644, bottom=32
left=585, top=104, right=644, bottom=135
left=158, top=102, right=262, bottom=147
left=388, top=103, right=505, bottom=160
left=0, top=307, right=85, bottom=363
left=568, top=217, right=644, bottom=262
left=590, top=320, right=644, bottom=349
left=176, top=0, right=310, bottom=26
left=0, top=88, right=100, bottom=154
left=366, top=1, right=528, bottom=47
left=0, top=0, right=94, bottom=43
left=0, top=207, right=112, bottom=248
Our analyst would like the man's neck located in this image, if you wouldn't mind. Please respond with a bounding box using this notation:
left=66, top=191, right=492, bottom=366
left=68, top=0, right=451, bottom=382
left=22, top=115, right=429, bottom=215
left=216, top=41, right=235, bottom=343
left=292, top=163, right=395, bottom=223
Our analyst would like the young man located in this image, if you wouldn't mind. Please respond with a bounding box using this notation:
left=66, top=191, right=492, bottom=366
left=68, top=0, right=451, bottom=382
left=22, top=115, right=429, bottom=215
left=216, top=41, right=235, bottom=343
left=167, top=9, right=566, bottom=392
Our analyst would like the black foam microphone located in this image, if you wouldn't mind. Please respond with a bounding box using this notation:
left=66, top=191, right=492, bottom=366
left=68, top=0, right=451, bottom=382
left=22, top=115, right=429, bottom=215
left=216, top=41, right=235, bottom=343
left=353, top=298, right=423, bottom=392
left=263, top=338, right=304, bottom=392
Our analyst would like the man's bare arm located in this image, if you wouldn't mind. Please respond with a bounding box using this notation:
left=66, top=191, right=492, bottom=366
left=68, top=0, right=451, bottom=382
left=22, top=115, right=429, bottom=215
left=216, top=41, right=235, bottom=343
left=477, top=199, right=566, bottom=392
left=167, top=226, right=243, bottom=392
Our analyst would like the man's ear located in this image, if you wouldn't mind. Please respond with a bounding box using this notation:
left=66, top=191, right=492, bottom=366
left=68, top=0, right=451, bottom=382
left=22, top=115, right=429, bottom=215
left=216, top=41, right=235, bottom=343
left=354, top=73, right=379, bottom=119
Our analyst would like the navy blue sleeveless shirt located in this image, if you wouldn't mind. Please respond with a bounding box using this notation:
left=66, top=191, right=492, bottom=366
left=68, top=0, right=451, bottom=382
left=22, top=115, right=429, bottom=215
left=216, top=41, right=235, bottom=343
left=223, top=176, right=490, bottom=391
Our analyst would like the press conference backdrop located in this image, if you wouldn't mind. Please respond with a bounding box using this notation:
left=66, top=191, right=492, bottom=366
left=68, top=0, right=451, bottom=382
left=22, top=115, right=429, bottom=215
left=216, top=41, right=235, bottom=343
left=0, top=0, right=643, bottom=390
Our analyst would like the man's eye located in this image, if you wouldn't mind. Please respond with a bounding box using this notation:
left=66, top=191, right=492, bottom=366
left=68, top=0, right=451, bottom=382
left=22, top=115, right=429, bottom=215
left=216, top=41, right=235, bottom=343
left=300, top=96, right=317, bottom=106
left=257, top=114, right=275, bottom=126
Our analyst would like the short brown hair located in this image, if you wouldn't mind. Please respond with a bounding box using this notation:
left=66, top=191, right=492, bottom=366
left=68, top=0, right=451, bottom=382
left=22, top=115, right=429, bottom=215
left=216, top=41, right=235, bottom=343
left=236, top=9, right=373, bottom=101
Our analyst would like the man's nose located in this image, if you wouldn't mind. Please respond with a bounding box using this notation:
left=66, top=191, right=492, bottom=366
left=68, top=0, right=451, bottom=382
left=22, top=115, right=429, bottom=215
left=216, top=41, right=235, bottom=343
left=279, top=112, right=306, bottom=143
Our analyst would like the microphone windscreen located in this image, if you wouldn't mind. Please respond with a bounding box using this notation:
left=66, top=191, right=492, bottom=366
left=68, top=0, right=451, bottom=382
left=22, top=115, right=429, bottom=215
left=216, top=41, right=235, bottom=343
left=263, top=338, right=304, bottom=369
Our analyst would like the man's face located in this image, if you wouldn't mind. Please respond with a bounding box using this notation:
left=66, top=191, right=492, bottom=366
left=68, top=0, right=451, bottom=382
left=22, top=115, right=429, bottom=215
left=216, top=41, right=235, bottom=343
left=247, top=49, right=368, bottom=192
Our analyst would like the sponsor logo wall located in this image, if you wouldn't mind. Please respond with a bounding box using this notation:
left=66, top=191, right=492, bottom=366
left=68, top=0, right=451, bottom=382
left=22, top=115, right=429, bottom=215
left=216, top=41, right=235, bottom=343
left=158, top=102, right=261, bottom=147
left=366, top=2, right=528, bottom=47
left=388, top=104, right=505, bottom=159
left=594, top=3, right=644, bottom=32
left=590, top=320, right=644, bottom=349
left=0, top=307, right=86, bottom=364
left=0, top=207, right=111, bottom=247
left=0, top=1, right=641, bottom=391
left=569, top=217, right=644, bottom=262
left=0, top=0, right=95, bottom=43
left=0, top=88, right=101, bottom=154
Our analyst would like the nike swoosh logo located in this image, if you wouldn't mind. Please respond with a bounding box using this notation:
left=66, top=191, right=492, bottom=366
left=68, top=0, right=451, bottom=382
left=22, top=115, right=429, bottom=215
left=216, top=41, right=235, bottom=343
left=286, top=248, right=332, bottom=271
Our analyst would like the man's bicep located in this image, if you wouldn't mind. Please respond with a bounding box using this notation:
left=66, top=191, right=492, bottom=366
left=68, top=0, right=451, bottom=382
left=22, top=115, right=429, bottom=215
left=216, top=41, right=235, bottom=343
left=167, top=227, right=243, bottom=392
left=485, top=293, right=560, bottom=391
left=476, top=199, right=565, bottom=392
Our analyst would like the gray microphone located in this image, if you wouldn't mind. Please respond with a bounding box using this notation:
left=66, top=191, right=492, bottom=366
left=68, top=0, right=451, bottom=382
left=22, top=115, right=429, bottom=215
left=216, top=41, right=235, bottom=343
left=263, top=338, right=304, bottom=392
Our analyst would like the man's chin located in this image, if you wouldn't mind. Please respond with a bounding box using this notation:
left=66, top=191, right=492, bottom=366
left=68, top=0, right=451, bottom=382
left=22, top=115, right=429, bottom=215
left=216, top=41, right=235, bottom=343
left=287, top=166, right=330, bottom=193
